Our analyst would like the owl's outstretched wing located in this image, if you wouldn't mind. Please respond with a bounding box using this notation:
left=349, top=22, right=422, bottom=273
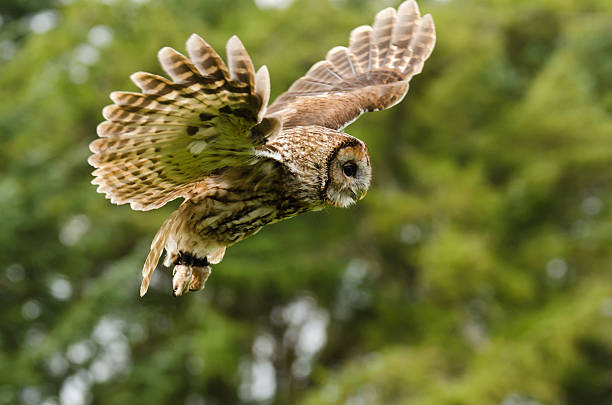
left=89, top=34, right=279, bottom=211
left=266, top=0, right=435, bottom=130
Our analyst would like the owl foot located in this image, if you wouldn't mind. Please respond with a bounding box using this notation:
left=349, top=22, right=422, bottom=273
left=172, top=264, right=192, bottom=296
left=171, top=252, right=210, bottom=296
left=189, top=266, right=212, bottom=292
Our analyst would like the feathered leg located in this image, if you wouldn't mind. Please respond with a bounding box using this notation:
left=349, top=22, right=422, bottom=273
left=172, top=252, right=211, bottom=296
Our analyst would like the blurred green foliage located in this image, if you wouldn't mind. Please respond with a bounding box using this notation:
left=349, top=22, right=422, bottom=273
left=1, top=0, right=612, bottom=404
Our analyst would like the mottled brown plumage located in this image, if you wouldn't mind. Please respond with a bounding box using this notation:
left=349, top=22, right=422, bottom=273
left=88, top=0, right=436, bottom=296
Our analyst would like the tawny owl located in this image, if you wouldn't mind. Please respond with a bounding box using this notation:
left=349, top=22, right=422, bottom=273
left=89, top=0, right=436, bottom=296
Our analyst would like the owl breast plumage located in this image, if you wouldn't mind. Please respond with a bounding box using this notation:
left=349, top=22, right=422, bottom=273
left=88, top=0, right=436, bottom=296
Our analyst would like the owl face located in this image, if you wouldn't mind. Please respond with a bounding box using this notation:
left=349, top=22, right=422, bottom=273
left=324, top=140, right=371, bottom=208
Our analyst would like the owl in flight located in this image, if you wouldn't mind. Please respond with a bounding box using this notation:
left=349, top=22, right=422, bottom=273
left=89, top=0, right=436, bottom=297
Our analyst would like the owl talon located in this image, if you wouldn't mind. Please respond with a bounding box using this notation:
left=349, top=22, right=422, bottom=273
left=172, top=264, right=192, bottom=296
left=189, top=266, right=212, bottom=292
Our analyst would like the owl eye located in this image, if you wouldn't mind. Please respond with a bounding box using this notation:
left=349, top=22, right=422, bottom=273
left=342, top=162, right=357, bottom=177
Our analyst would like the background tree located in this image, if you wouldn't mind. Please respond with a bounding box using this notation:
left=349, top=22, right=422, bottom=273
left=1, top=0, right=612, bottom=404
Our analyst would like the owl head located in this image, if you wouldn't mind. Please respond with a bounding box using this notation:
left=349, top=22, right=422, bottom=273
left=323, top=138, right=371, bottom=208
left=272, top=126, right=371, bottom=208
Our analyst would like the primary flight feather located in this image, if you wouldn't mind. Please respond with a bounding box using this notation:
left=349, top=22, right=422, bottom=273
left=88, top=0, right=436, bottom=296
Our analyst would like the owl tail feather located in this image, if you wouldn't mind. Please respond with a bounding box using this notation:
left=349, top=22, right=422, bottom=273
left=139, top=214, right=175, bottom=297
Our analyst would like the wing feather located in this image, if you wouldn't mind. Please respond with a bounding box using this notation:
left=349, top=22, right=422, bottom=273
left=254, top=66, right=270, bottom=121
left=267, top=0, right=435, bottom=130
left=349, top=25, right=373, bottom=72
left=372, top=7, right=397, bottom=67
left=95, top=121, right=185, bottom=139
left=402, top=14, right=436, bottom=75
left=326, top=46, right=357, bottom=77
left=390, top=0, right=420, bottom=69
left=226, top=35, right=256, bottom=89
left=185, top=33, right=230, bottom=82
left=158, top=47, right=203, bottom=85
left=89, top=35, right=275, bottom=211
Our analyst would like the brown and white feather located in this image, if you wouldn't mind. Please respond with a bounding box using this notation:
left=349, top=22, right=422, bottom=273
left=89, top=34, right=275, bottom=212
left=267, top=0, right=435, bottom=130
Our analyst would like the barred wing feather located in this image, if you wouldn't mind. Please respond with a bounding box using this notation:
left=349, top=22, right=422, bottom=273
left=267, top=0, right=436, bottom=130
left=89, top=34, right=274, bottom=211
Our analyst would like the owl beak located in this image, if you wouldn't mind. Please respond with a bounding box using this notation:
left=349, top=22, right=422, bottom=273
left=348, top=188, right=367, bottom=203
